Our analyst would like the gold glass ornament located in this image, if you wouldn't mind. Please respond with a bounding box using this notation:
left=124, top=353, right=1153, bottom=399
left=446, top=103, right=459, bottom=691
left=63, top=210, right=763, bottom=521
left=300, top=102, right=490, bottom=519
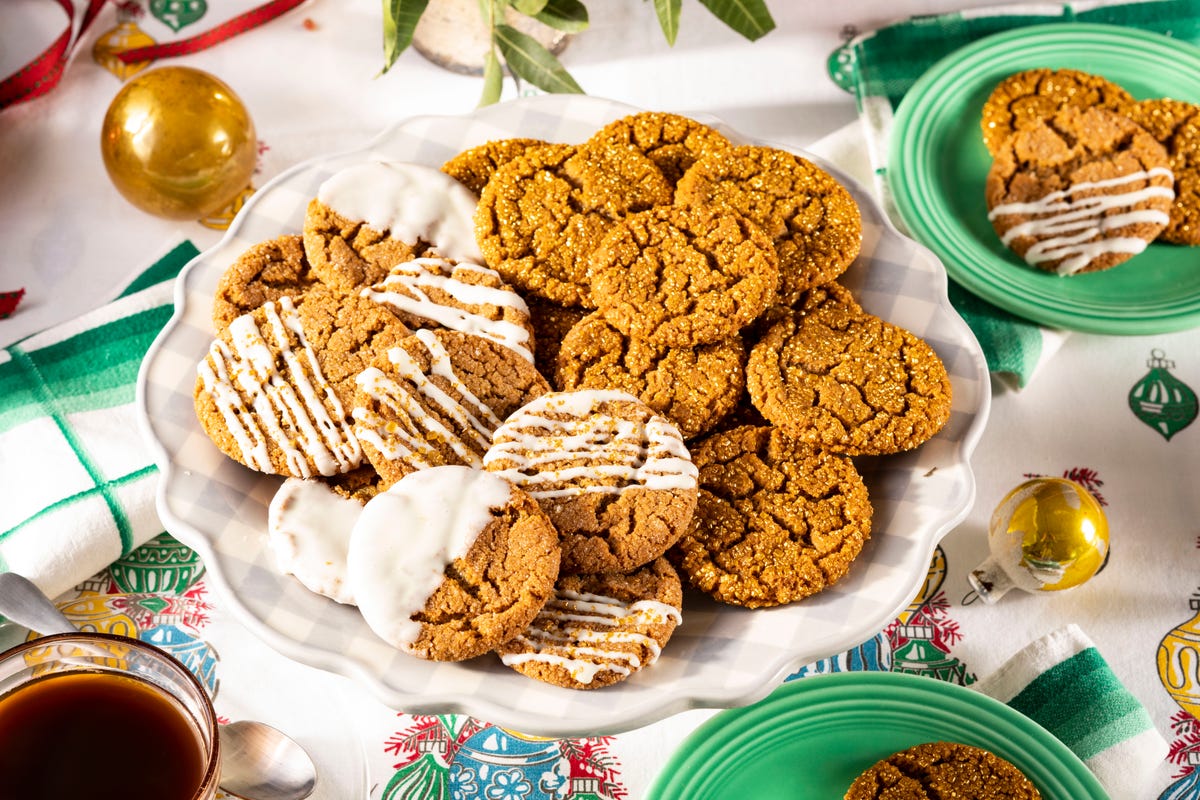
left=101, top=66, right=256, bottom=220
left=968, top=477, right=1109, bottom=604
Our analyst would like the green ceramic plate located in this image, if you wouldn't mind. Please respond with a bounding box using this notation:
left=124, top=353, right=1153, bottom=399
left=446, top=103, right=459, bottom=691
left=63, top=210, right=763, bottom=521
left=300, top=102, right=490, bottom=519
left=889, top=23, right=1200, bottom=335
left=648, top=672, right=1108, bottom=799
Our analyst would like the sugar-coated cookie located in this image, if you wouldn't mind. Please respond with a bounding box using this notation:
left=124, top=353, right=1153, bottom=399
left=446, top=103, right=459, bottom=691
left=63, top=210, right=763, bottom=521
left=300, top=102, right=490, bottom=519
left=347, top=466, right=560, bottom=661
left=441, top=137, right=547, bottom=195
left=585, top=111, right=731, bottom=185
left=1128, top=98, right=1200, bottom=245
left=497, top=558, right=683, bottom=690
left=212, top=234, right=317, bottom=331
left=483, top=390, right=698, bottom=575
left=844, top=741, right=1041, bottom=800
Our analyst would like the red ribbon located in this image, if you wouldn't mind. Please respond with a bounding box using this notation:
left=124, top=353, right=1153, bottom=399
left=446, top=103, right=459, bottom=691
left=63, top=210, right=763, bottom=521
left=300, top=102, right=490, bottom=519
left=0, top=0, right=307, bottom=112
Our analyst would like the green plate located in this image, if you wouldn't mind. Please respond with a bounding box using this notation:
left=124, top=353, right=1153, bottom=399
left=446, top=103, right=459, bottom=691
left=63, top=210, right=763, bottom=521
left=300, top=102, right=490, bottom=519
left=648, top=672, right=1108, bottom=799
left=889, top=23, right=1200, bottom=335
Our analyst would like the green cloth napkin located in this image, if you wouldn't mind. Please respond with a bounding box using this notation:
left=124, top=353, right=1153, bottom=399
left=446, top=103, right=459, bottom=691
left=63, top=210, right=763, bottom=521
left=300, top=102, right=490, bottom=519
left=0, top=241, right=198, bottom=600
left=826, top=0, right=1200, bottom=385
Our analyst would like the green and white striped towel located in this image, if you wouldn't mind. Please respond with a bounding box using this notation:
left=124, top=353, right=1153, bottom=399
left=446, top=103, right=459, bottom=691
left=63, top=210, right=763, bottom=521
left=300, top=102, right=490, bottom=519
left=0, top=241, right=198, bottom=600
left=977, top=624, right=1168, bottom=800
left=826, top=0, right=1200, bottom=386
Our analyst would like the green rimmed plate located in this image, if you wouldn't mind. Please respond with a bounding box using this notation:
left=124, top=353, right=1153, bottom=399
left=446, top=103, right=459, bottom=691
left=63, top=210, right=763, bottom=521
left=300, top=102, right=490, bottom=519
left=648, top=671, right=1108, bottom=799
left=889, top=23, right=1200, bottom=335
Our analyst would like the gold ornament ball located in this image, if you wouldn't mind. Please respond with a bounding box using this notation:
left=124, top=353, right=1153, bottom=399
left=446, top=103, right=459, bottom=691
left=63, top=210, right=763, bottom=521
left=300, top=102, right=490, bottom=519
left=101, top=66, right=256, bottom=219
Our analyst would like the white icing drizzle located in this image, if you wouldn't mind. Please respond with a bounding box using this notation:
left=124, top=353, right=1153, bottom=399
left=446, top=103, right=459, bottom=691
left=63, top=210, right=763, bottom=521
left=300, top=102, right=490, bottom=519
left=197, top=298, right=360, bottom=478
left=352, top=330, right=502, bottom=467
left=362, top=257, right=534, bottom=363
left=317, top=161, right=484, bottom=264
left=988, top=168, right=1175, bottom=275
left=500, top=589, right=682, bottom=684
left=348, top=466, right=514, bottom=650
left=482, top=390, right=698, bottom=499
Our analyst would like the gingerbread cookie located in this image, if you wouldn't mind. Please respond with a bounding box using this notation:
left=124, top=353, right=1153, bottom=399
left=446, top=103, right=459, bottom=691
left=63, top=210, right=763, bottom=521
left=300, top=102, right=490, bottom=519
left=981, top=67, right=1136, bottom=157
left=347, top=466, right=560, bottom=661
left=590, top=204, right=779, bottom=347
left=844, top=741, right=1041, bottom=800
left=555, top=311, right=745, bottom=439
left=352, top=328, right=549, bottom=486
left=361, top=256, right=535, bottom=363
left=1129, top=98, right=1200, bottom=245
left=441, top=137, right=546, bottom=195
left=483, top=390, right=699, bottom=575
left=746, top=282, right=952, bottom=455
left=671, top=425, right=871, bottom=608
left=674, top=144, right=862, bottom=304
left=586, top=111, right=731, bottom=184
left=212, top=234, right=317, bottom=331
left=303, top=160, right=484, bottom=292
left=194, top=287, right=411, bottom=478
left=268, top=477, right=362, bottom=604
left=497, top=558, right=683, bottom=690
left=475, top=142, right=674, bottom=307
left=986, top=106, right=1175, bottom=274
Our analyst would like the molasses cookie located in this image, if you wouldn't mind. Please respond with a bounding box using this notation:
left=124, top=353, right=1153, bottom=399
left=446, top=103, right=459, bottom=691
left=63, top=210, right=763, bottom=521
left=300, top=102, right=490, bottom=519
left=746, top=282, right=952, bottom=455
left=352, top=328, right=549, bottom=486
left=844, top=741, right=1041, bottom=800
left=590, top=204, right=779, bottom=347
left=981, top=67, right=1136, bottom=157
left=441, top=137, right=547, bottom=195
left=195, top=287, right=412, bottom=478
left=497, top=557, right=683, bottom=689
left=671, top=425, right=871, bottom=608
left=986, top=106, right=1174, bottom=274
left=347, top=465, right=561, bottom=661
left=1128, top=98, right=1200, bottom=245
left=212, top=234, right=317, bottom=331
left=361, top=256, right=535, bottom=363
left=555, top=311, right=745, bottom=439
left=304, top=160, right=484, bottom=292
left=268, top=477, right=363, bottom=604
left=475, top=142, right=674, bottom=308
left=586, top=111, right=731, bottom=185
left=526, top=297, right=588, bottom=386
left=483, top=390, right=699, bottom=575
left=674, top=144, right=862, bottom=304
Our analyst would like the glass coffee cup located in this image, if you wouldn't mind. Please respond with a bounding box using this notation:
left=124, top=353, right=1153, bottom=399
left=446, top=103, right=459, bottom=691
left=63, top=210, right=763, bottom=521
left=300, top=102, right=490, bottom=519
left=0, top=631, right=220, bottom=800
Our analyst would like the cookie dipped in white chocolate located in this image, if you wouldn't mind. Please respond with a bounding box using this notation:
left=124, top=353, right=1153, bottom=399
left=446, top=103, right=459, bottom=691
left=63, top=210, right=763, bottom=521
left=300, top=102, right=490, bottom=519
left=268, top=477, right=362, bottom=604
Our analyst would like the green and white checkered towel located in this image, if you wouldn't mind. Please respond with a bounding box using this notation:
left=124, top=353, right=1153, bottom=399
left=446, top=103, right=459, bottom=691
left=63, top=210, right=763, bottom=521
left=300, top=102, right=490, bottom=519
left=0, top=241, right=198, bottom=600
left=977, top=624, right=1168, bottom=800
left=826, top=0, right=1200, bottom=386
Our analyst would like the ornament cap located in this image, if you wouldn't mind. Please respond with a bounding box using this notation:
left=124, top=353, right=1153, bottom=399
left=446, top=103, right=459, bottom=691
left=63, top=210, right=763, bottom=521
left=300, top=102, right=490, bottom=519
left=967, top=556, right=1014, bottom=604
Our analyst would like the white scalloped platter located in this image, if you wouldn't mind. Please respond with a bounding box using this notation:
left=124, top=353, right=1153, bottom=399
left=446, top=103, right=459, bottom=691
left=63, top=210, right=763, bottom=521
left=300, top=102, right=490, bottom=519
left=138, top=94, right=991, bottom=737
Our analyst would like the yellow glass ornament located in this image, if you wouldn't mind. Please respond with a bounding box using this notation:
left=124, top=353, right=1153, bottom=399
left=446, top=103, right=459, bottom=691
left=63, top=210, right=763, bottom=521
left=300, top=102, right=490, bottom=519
left=968, top=477, right=1109, bottom=604
left=100, top=66, right=256, bottom=220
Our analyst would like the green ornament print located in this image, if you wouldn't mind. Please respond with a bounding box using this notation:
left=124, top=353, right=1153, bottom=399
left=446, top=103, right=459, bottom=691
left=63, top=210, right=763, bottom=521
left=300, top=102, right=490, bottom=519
left=1129, top=350, right=1197, bottom=441
left=150, top=0, right=207, bottom=32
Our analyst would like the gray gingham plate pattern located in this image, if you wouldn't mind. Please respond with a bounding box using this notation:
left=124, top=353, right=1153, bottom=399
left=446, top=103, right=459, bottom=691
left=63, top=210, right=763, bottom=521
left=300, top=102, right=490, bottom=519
left=138, top=94, right=991, bottom=737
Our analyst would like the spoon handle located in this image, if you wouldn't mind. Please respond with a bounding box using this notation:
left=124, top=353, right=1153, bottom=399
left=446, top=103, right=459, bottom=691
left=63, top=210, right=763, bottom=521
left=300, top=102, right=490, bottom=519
left=0, top=572, right=76, bottom=635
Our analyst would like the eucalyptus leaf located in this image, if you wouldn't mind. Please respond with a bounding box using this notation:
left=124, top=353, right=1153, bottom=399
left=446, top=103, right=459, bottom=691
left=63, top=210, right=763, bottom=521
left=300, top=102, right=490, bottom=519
left=381, top=0, right=431, bottom=73
left=653, top=0, right=681, bottom=45
left=697, top=0, right=775, bottom=41
left=494, top=24, right=584, bottom=94
left=478, top=49, right=504, bottom=106
left=511, top=0, right=548, bottom=14
left=532, top=0, right=589, bottom=33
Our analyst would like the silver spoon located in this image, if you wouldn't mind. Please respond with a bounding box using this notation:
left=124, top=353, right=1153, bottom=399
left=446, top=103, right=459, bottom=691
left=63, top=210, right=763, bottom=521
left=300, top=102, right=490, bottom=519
left=0, top=572, right=317, bottom=800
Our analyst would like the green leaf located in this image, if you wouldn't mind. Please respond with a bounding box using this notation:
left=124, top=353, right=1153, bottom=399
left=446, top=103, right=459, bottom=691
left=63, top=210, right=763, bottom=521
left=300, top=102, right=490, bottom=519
left=478, top=49, right=504, bottom=107
left=511, top=0, right=547, bottom=14
left=698, top=0, right=776, bottom=41
left=494, top=24, right=584, bottom=94
left=532, top=0, right=589, bottom=33
left=381, top=0, right=431, bottom=73
left=652, top=0, right=681, bottom=45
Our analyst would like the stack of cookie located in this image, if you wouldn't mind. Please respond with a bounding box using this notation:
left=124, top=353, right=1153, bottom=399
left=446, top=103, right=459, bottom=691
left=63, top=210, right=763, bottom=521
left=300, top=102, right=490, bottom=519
left=981, top=68, right=1199, bottom=275
left=193, top=110, right=954, bottom=690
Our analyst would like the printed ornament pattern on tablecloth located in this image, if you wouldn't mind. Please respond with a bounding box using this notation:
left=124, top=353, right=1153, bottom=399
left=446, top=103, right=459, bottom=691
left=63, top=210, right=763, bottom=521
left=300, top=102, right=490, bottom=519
left=381, top=717, right=627, bottom=800
left=1130, top=350, right=1198, bottom=442
left=1159, top=585, right=1200, bottom=798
